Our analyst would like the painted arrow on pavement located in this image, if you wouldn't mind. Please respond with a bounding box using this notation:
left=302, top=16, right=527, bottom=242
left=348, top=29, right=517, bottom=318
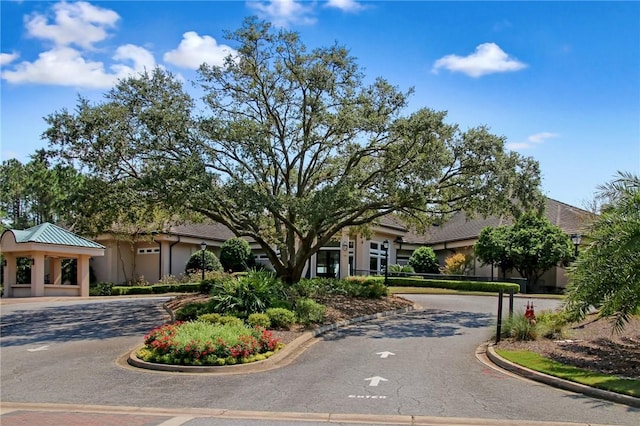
left=365, top=376, right=388, bottom=387
left=376, top=351, right=395, bottom=359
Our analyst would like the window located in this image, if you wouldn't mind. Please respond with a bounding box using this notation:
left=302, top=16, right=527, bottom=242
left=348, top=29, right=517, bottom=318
left=369, top=241, right=387, bottom=274
left=316, top=249, right=340, bottom=278
left=137, top=248, right=159, bottom=255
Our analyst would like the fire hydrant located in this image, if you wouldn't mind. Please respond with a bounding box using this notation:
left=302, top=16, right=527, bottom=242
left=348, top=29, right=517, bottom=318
left=524, top=301, right=536, bottom=323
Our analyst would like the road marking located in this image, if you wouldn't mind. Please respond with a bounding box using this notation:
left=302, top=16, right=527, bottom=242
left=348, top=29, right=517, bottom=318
left=376, top=351, right=395, bottom=359
left=348, top=395, right=387, bottom=399
left=364, top=376, right=388, bottom=386
left=27, top=345, right=49, bottom=352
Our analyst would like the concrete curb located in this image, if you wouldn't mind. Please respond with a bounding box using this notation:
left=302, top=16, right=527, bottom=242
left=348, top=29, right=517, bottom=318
left=485, top=343, right=640, bottom=408
left=0, top=401, right=613, bottom=425
left=127, top=303, right=420, bottom=374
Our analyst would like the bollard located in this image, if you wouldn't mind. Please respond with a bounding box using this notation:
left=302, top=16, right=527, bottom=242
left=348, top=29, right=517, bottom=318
left=496, top=289, right=504, bottom=344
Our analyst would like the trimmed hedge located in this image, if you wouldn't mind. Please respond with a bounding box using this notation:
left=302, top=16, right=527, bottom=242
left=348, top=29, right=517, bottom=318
left=386, top=277, right=520, bottom=293
left=110, top=282, right=201, bottom=296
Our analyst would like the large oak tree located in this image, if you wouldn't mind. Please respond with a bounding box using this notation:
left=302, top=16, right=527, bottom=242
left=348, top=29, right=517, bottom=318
left=44, top=18, right=541, bottom=283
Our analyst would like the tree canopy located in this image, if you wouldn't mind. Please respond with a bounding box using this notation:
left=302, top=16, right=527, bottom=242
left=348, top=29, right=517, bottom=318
left=475, top=211, right=574, bottom=291
left=44, top=18, right=542, bottom=283
left=565, top=172, right=640, bottom=331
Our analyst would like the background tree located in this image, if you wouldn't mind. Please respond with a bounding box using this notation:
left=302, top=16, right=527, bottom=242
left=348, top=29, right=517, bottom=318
left=565, top=172, right=640, bottom=331
left=408, top=246, right=440, bottom=273
left=185, top=250, right=223, bottom=275
left=44, top=19, right=542, bottom=284
left=0, top=151, right=85, bottom=229
left=220, top=237, right=255, bottom=272
left=474, top=212, right=574, bottom=291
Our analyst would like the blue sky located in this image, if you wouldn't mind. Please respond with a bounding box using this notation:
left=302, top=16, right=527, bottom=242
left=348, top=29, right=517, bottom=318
left=1, top=1, right=638, bottom=209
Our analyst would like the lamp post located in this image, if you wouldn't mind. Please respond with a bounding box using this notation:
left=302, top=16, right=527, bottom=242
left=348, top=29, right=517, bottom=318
left=382, top=239, right=389, bottom=286
left=200, top=241, right=207, bottom=281
left=570, top=233, right=581, bottom=257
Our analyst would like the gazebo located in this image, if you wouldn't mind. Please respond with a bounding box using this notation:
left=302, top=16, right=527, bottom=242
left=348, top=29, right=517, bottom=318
left=1, top=223, right=105, bottom=298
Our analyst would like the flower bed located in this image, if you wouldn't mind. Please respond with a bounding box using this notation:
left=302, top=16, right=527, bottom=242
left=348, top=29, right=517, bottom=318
left=137, top=321, right=282, bottom=366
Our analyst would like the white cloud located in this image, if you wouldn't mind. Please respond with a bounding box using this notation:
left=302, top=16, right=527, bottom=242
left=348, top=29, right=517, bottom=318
left=2, top=2, right=158, bottom=89
left=247, top=0, right=316, bottom=27
left=432, top=42, right=527, bottom=78
left=506, top=132, right=558, bottom=151
left=163, top=32, right=236, bottom=69
left=1, top=46, right=156, bottom=89
left=326, top=0, right=366, bottom=12
left=111, top=44, right=158, bottom=75
left=25, top=1, right=120, bottom=49
left=0, top=52, right=19, bottom=66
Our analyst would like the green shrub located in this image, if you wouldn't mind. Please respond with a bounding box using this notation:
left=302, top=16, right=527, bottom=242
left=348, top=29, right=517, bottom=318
left=185, top=250, right=223, bottom=275
left=113, top=286, right=154, bottom=295
left=291, top=278, right=325, bottom=298
left=209, top=271, right=285, bottom=317
left=218, top=315, right=245, bottom=327
left=175, top=302, right=209, bottom=321
left=266, top=308, right=296, bottom=329
left=295, top=298, right=326, bottom=326
left=220, top=237, right=255, bottom=272
left=199, top=274, right=234, bottom=294
left=248, top=313, right=271, bottom=328
left=90, top=282, right=114, bottom=296
left=197, top=313, right=222, bottom=324
left=536, top=309, right=570, bottom=339
left=359, top=281, right=389, bottom=298
left=408, top=246, right=440, bottom=273
left=388, top=264, right=415, bottom=274
left=386, top=277, right=520, bottom=293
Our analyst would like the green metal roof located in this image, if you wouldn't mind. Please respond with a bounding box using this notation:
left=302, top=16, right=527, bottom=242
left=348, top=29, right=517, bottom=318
left=10, top=223, right=104, bottom=249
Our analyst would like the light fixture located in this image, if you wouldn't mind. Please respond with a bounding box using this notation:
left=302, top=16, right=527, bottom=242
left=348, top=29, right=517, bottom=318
left=570, top=234, right=581, bottom=257
left=394, top=236, right=404, bottom=251
left=342, top=241, right=348, bottom=251
left=200, top=241, right=207, bottom=281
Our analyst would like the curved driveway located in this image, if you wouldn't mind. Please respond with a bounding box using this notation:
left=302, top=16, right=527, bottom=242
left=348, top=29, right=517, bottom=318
left=1, top=295, right=638, bottom=425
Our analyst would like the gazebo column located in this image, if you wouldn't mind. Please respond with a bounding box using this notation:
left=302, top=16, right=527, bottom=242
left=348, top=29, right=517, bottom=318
left=339, top=228, right=350, bottom=279
left=50, top=258, right=62, bottom=285
left=31, top=252, right=45, bottom=296
left=3, top=253, right=17, bottom=297
left=77, top=255, right=91, bottom=297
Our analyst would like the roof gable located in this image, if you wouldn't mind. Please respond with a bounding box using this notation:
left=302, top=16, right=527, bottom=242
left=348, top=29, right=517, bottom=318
left=10, top=223, right=104, bottom=249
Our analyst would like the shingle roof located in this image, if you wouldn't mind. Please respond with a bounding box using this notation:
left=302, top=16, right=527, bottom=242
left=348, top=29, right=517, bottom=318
left=11, top=223, right=105, bottom=248
left=166, top=221, right=237, bottom=241
left=415, top=198, right=591, bottom=245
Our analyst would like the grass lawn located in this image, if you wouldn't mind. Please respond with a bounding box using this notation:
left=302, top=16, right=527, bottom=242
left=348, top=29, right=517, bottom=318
left=495, top=349, right=640, bottom=397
